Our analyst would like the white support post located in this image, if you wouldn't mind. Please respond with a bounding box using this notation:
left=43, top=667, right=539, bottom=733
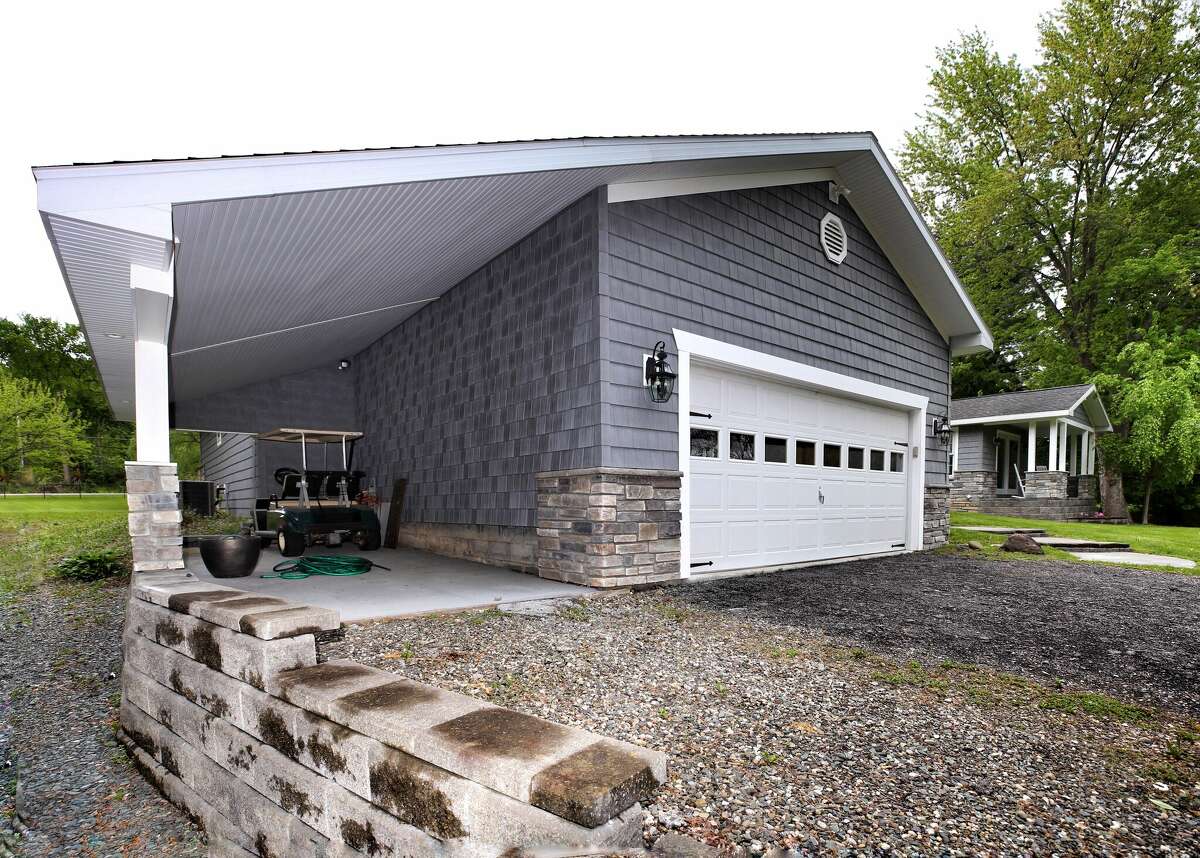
left=1086, top=431, right=1096, bottom=475
left=130, top=263, right=174, bottom=463
left=1056, top=420, right=1068, bottom=471
left=1027, top=422, right=1037, bottom=471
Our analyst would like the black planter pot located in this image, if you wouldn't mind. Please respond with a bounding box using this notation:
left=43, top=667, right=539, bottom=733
left=199, top=534, right=261, bottom=578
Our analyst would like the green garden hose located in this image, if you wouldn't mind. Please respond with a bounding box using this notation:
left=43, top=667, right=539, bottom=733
left=263, top=555, right=389, bottom=580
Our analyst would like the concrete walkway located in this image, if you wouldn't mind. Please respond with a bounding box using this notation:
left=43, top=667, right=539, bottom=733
left=185, top=546, right=591, bottom=622
left=1069, top=551, right=1196, bottom=569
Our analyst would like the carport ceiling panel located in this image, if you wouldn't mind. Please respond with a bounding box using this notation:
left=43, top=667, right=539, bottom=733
left=169, top=301, right=420, bottom=400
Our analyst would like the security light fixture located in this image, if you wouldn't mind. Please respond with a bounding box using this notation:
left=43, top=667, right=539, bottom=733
left=337, top=358, right=352, bottom=371
left=644, top=341, right=677, bottom=404
left=933, top=415, right=952, bottom=445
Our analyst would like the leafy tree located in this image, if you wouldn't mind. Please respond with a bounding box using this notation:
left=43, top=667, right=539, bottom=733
left=1096, top=340, right=1200, bottom=522
left=0, top=369, right=90, bottom=482
left=901, top=0, right=1200, bottom=516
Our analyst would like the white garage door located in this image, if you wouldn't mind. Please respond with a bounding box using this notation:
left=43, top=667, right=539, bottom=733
left=688, top=363, right=913, bottom=573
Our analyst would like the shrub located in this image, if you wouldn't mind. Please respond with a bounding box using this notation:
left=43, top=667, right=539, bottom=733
left=182, top=510, right=247, bottom=536
left=55, top=548, right=125, bottom=582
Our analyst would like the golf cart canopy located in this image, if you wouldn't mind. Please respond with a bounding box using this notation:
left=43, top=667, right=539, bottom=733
left=256, top=429, right=364, bottom=444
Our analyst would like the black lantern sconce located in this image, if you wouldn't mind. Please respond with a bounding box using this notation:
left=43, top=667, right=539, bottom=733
left=933, top=415, right=952, bottom=445
left=644, top=341, right=677, bottom=403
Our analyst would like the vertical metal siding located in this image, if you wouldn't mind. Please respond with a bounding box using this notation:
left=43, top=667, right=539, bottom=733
left=600, top=182, right=952, bottom=486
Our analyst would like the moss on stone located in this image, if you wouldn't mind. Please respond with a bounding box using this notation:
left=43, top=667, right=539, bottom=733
left=155, top=619, right=184, bottom=646
left=186, top=624, right=222, bottom=671
left=258, top=708, right=302, bottom=761
left=368, top=755, right=465, bottom=839
left=339, top=818, right=384, bottom=855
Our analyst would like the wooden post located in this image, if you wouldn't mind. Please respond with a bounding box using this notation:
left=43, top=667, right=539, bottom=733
left=383, top=478, right=408, bottom=550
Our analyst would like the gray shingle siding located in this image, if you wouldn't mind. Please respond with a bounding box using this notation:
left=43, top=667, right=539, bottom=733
left=173, top=366, right=357, bottom=434
left=198, top=432, right=257, bottom=515
left=955, top=426, right=995, bottom=472
left=598, top=182, right=952, bottom=485
left=351, top=192, right=602, bottom=530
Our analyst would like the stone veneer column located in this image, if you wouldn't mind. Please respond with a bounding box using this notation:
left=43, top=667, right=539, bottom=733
left=1024, top=470, right=1069, bottom=500
left=125, top=462, right=184, bottom=572
left=949, top=470, right=996, bottom=511
left=535, top=468, right=682, bottom=588
left=923, top=487, right=950, bottom=548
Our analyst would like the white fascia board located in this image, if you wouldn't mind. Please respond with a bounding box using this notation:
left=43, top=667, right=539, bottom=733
left=607, top=168, right=838, bottom=204
left=1069, top=385, right=1113, bottom=433
left=863, top=139, right=992, bottom=350
left=33, top=135, right=877, bottom=222
left=672, top=329, right=929, bottom=411
left=949, top=331, right=994, bottom=356
left=950, top=411, right=1070, bottom=426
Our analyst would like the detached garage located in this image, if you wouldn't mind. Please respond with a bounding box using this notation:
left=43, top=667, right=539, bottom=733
left=35, top=133, right=990, bottom=585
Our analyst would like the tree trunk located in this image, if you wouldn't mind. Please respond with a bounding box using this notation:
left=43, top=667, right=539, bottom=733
left=1141, top=477, right=1153, bottom=525
left=1099, top=451, right=1130, bottom=521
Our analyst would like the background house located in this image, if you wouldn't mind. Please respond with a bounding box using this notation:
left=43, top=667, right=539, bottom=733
left=949, top=384, right=1112, bottom=519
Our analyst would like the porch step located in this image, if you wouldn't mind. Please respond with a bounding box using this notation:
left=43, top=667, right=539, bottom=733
left=1030, top=536, right=1131, bottom=552
left=952, top=526, right=1047, bottom=536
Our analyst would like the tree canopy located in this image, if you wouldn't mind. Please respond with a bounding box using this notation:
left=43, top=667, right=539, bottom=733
left=0, top=368, right=90, bottom=482
left=901, top=0, right=1200, bottom=520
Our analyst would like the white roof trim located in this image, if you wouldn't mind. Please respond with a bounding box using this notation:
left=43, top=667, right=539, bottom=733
left=951, top=385, right=1112, bottom=433
left=606, top=167, right=837, bottom=203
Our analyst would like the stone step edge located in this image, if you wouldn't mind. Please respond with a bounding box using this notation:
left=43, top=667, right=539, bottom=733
left=131, top=571, right=341, bottom=640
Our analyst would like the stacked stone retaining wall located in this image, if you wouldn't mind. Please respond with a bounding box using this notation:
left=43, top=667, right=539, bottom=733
left=119, top=572, right=664, bottom=856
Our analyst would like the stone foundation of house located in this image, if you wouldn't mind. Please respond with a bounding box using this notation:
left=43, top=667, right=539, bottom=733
left=125, top=462, right=184, bottom=572
left=949, top=470, right=996, bottom=512
left=1024, top=470, right=1069, bottom=499
left=393, top=522, right=537, bottom=575
left=535, top=468, right=682, bottom=588
left=923, top=486, right=950, bottom=548
left=120, top=572, right=664, bottom=856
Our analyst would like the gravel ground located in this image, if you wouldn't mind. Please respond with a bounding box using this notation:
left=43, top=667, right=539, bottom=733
left=0, top=581, right=204, bottom=857
left=326, top=554, right=1200, bottom=855
left=677, top=551, right=1200, bottom=714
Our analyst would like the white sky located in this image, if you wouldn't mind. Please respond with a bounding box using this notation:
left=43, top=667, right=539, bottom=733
left=0, top=0, right=1053, bottom=325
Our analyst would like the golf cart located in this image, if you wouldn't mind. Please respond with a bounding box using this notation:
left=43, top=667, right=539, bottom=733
left=251, top=429, right=381, bottom=557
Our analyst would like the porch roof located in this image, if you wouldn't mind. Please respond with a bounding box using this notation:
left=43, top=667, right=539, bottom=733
left=950, top=384, right=1112, bottom=432
left=33, top=134, right=993, bottom=420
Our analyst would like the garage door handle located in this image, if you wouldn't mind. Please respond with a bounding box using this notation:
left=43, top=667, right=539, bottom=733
left=689, top=411, right=712, bottom=419
left=818, top=489, right=825, bottom=504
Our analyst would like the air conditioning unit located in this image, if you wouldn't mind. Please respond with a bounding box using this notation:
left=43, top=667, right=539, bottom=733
left=180, top=480, right=216, bottom=516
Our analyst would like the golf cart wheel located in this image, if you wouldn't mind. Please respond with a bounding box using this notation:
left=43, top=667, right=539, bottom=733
left=277, top=527, right=305, bottom=557
left=355, top=529, right=381, bottom=551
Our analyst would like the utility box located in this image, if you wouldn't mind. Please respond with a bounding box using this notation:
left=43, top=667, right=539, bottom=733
left=179, top=480, right=216, bottom=517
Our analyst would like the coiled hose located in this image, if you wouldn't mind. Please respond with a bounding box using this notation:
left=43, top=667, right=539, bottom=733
left=263, top=555, right=389, bottom=580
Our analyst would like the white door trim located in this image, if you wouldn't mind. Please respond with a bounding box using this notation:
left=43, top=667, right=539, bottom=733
left=673, top=329, right=929, bottom=578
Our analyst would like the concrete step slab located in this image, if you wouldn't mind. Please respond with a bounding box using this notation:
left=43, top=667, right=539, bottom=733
left=952, top=526, right=1047, bottom=535
left=1031, top=536, right=1131, bottom=550
left=1069, top=550, right=1195, bottom=569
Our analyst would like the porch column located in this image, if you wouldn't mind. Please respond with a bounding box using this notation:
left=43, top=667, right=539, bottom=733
left=1057, top=420, right=1068, bottom=470
left=1048, top=419, right=1059, bottom=471
left=127, top=262, right=183, bottom=572
left=1086, top=431, right=1096, bottom=475
left=1027, top=421, right=1037, bottom=471
left=131, top=263, right=174, bottom=463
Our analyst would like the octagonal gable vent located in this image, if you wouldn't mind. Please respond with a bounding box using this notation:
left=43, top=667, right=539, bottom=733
left=819, top=213, right=848, bottom=264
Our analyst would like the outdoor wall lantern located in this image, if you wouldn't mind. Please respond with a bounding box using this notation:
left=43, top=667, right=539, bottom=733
left=933, top=415, right=952, bottom=445
left=337, top=358, right=352, bottom=371
left=644, top=341, right=677, bottom=404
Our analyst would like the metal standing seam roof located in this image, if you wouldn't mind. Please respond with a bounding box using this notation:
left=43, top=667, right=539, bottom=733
left=951, top=384, right=1112, bottom=430
left=32, top=133, right=994, bottom=420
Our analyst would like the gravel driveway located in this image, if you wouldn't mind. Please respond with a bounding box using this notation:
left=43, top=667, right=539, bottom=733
left=327, top=554, right=1200, bottom=855
left=677, top=552, right=1200, bottom=714
left=0, top=582, right=203, bottom=857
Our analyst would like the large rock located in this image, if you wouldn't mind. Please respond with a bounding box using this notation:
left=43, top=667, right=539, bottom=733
left=1001, top=533, right=1044, bottom=554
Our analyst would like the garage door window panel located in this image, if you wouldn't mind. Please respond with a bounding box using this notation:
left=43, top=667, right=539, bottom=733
left=764, top=436, right=788, bottom=464
left=729, top=432, right=756, bottom=462
left=869, top=449, right=886, bottom=471
left=795, top=440, right=817, bottom=466
left=890, top=451, right=905, bottom=472
left=823, top=443, right=842, bottom=468
left=847, top=446, right=865, bottom=469
left=690, top=427, right=719, bottom=459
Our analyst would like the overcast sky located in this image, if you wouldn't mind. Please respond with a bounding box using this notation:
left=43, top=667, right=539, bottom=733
left=1, top=0, right=1054, bottom=325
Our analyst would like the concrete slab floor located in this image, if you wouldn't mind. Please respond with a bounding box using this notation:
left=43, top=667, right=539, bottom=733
left=1068, top=550, right=1196, bottom=569
left=184, top=546, right=593, bottom=622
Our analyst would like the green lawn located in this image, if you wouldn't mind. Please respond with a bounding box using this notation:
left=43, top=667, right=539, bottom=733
left=0, top=494, right=129, bottom=596
left=950, top=510, right=1200, bottom=568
